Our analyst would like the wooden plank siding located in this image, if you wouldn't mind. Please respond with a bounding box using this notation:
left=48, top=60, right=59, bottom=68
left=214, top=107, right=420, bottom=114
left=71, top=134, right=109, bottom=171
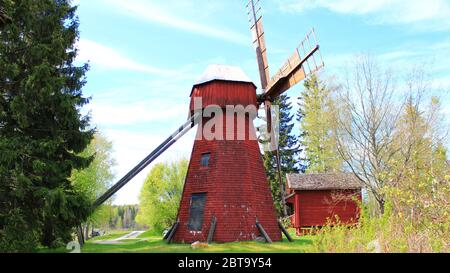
left=290, top=190, right=361, bottom=235
left=173, top=80, right=281, bottom=243
left=189, top=80, right=258, bottom=113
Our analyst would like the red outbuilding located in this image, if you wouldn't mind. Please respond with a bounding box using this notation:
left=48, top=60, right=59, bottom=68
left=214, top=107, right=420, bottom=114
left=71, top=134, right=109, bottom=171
left=285, top=173, right=362, bottom=236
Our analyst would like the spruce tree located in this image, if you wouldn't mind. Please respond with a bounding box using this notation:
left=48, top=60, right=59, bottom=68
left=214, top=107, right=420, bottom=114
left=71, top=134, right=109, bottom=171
left=0, top=7, right=11, bottom=27
left=262, top=94, right=302, bottom=217
left=0, top=0, right=93, bottom=251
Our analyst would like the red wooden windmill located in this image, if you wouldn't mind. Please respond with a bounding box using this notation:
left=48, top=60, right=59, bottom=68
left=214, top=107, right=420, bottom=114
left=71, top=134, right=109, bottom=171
left=92, top=0, right=324, bottom=244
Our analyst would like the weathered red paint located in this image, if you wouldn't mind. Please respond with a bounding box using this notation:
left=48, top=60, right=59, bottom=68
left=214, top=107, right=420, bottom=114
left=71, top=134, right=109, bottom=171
left=189, top=80, right=258, bottom=112
left=286, top=189, right=361, bottom=236
left=173, top=80, right=281, bottom=243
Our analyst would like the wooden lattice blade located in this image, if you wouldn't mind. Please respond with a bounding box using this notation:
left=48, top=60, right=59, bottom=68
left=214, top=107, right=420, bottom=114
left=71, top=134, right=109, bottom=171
left=251, top=17, right=270, bottom=89
left=261, top=29, right=324, bottom=101
left=248, top=0, right=270, bottom=89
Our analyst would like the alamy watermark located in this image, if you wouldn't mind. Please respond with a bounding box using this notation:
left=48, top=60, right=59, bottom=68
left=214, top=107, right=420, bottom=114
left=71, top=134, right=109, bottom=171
left=186, top=97, right=279, bottom=152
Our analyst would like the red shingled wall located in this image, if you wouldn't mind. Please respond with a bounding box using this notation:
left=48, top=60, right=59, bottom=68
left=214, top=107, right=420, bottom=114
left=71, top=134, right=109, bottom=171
left=189, top=80, right=257, bottom=112
left=172, top=80, right=281, bottom=243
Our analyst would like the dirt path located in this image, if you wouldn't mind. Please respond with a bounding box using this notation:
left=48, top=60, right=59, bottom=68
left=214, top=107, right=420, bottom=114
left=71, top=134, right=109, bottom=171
left=95, top=230, right=146, bottom=245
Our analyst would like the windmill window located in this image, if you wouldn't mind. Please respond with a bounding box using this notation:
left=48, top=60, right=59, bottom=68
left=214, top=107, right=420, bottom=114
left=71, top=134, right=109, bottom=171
left=200, top=153, right=211, bottom=167
left=188, top=193, right=207, bottom=231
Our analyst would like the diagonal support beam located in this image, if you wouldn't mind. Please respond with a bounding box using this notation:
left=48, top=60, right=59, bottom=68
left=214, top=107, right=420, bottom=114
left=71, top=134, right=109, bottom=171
left=207, top=216, right=217, bottom=244
left=278, top=220, right=293, bottom=242
left=92, top=113, right=201, bottom=208
left=166, top=222, right=179, bottom=244
left=256, top=218, right=273, bottom=243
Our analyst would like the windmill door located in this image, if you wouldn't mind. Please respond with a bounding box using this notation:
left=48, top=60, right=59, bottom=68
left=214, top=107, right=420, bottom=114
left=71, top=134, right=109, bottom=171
left=187, top=193, right=207, bottom=231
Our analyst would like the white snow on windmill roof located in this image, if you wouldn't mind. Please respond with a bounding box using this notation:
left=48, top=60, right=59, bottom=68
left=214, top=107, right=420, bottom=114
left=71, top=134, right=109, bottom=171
left=194, top=64, right=253, bottom=86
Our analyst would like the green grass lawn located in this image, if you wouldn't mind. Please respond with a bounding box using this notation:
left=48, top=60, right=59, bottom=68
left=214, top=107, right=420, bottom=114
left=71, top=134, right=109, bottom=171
left=77, top=229, right=314, bottom=253
left=39, top=228, right=315, bottom=253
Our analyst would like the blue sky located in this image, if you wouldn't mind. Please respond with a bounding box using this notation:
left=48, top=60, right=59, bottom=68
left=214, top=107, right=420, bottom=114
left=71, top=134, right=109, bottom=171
left=72, top=0, right=450, bottom=205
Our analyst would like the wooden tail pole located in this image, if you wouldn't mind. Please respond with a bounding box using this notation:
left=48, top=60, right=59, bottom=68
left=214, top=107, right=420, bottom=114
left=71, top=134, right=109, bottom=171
left=278, top=220, right=293, bottom=242
left=166, top=221, right=179, bottom=244
left=255, top=219, right=272, bottom=243
left=275, top=148, right=288, bottom=217
left=207, top=216, right=217, bottom=244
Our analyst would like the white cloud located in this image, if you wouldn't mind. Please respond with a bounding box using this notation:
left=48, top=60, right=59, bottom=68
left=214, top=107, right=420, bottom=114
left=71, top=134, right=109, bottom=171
left=76, top=39, right=177, bottom=76
left=83, top=81, right=194, bottom=204
left=281, top=0, right=390, bottom=14
left=430, top=39, right=450, bottom=51
left=433, top=76, right=450, bottom=91
left=279, top=0, right=450, bottom=30
left=323, top=36, right=450, bottom=77
left=86, top=99, right=189, bottom=127
left=104, top=0, right=249, bottom=45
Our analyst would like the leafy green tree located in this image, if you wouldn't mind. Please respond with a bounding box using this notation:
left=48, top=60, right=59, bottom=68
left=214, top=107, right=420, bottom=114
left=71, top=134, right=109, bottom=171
left=116, top=217, right=123, bottom=230
left=94, top=205, right=140, bottom=231
left=298, top=75, right=342, bottom=173
left=136, top=159, right=188, bottom=233
left=0, top=0, right=93, bottom=251
left=314, top=95, right=450, bottom=253
left=70, top=132, right=116, bottom=239
left=262, top=94, right=301, bottom=217
left=387, top=95, right=449, bottom=227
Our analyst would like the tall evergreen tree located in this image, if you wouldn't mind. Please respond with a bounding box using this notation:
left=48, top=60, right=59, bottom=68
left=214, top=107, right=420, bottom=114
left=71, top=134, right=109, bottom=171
left=298, top=75, right=342, bottom=173
left=0, top=7, right=11, bottom=27
left=262, top=94, right=302, bottom=217
left=0, top=1, right=93, bottom=251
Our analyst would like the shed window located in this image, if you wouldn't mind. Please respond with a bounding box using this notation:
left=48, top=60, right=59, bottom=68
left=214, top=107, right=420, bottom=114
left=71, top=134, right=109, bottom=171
left=188, top=193, right=207, bottom=231
left=286, top=202, right=294, bottom=216
left=200, top=153, right=210, bottom=167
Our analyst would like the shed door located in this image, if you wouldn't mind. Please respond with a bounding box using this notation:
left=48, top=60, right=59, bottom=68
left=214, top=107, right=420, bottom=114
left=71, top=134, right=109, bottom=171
left=188, top=193, right=207, bottom=231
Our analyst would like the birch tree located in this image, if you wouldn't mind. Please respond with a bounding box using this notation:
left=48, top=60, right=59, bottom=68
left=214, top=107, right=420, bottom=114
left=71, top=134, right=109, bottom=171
left=334, top=56, right=402, bottom=214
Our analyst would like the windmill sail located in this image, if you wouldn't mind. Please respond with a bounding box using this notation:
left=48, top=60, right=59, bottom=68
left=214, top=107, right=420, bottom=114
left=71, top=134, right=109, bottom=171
left=247, top=0, right=270, bottom=90
left=246, top=3, right=325, bottom=219
left=263, top=28, right=324, bottom=100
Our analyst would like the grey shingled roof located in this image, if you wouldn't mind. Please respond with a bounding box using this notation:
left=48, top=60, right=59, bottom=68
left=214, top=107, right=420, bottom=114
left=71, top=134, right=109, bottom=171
left=194, top=64, right=253, bottom=86
left=286, top=173, right=362, bottom=190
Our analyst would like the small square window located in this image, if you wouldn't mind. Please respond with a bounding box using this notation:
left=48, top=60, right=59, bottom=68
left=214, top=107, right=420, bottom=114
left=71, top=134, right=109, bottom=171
left=200, top=153, right=210, bottom=167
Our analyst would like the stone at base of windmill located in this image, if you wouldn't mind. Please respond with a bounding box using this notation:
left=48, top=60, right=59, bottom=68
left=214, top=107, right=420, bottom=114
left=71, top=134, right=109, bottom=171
left=191, top=241, right=209, bottom=249
left=254, top=236, right=266, bottom=243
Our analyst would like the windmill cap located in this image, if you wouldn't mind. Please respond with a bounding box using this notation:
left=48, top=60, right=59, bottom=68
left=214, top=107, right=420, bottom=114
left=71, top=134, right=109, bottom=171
left=194, top=64, right=254, bottom=86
